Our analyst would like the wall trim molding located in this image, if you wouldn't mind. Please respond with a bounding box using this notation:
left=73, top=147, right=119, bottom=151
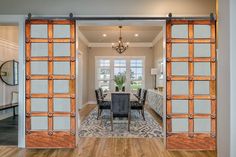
left=152, top=30, right=163, bottom=46
left=0, top=38, right=18, bottom=50
left=87, top=101, right=97, bottom=105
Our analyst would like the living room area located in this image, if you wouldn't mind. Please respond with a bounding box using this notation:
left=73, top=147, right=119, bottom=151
left=76, top=22, right=165, bottom=138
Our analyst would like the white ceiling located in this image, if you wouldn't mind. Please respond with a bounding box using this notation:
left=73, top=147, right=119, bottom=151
left=78, top=26, right=162, bottom=43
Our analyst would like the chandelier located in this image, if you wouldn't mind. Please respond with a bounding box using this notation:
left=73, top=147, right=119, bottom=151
left=112, top=26, right=129, bottom=54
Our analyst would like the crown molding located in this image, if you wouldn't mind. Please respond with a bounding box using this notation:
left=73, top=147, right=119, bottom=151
left=88, top=42, right=153, bottom=48
left=152, top=30, right=163, bottom=46
left=77, top=29, right=89, bottom=46
left=0, top=38, right=18, bottom=50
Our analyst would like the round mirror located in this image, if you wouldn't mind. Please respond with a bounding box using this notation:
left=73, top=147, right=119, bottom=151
left=0, top=60, right=19, bottom=86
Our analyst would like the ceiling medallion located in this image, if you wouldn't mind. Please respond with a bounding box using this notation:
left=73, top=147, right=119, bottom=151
left=112, top=26, right=129, bottom=54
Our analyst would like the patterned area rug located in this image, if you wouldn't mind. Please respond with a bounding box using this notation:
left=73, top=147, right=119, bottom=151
left=78, top=108, right=163, bottom=138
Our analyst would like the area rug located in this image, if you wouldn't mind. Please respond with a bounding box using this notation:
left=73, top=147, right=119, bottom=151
left=78, top=108, right=163, bottom=138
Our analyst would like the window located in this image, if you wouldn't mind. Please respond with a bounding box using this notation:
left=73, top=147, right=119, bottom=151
left=97, top=59, right=111, bottom=92
left=95, top=57, right=145, bottom=92
left=130, top=59, right=143, bottom=91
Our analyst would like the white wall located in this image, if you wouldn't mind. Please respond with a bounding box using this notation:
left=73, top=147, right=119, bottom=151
left=218, top=0, right=236, bottom=156
left=0, top=0, right=215, bottom=16
left=0, top=25, right=18, bottom=120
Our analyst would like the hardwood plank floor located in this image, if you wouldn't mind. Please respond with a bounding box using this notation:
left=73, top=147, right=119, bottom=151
left=0, top=104, right=216, bottom=157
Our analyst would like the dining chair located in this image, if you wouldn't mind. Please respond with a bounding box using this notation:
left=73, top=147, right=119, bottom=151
left=133, top=88, right=142, bottom=100
left=99, top=87, right=107, bottom=99
left=131, top=89, right=147, bottom=120
left=95, top=89, right=111, bottom=120
left=110, top=93, right=131, bottom=131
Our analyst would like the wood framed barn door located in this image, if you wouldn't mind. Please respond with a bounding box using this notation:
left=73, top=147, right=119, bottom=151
left=25, top=19, right=76, bottom=148
left=166, top=20, right=216, bottom=150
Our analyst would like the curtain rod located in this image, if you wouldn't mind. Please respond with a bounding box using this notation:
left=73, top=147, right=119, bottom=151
left=27, top=13, right=215, bottom=21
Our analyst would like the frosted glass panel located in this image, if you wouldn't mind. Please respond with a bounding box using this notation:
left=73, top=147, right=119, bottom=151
left=53, top=43, right=70, bottom=56
left=194, top=25, right=211, bottom=38
left=194, top=118, right=211, bottom=132
left=31, top=25, right=48, bottom=38
left=54, top=80, right=69, bottom=93
left=194, top=81, right=209, bottom=95
left=54, top=62, right=70, bottom=75
left=53, top=98, right=70, bottom=112
left=172, top=44, right=188, bottom=57
left=172, top=118, right=188, bottom=132
left=31, top=80, right=48, bottom=94
left=172, top=81, right=188, bottom=95
left=31, top=43, right=48, bottom=57
left=31, top=98, right=48, bottom=112
left=31, top=61, right=48, bottom=75
left=172, top=100, right=188, bottom=113
left=194, top=44, right=211, bottom=57
left=194, top=62, right=210, bottom=76
left=54, top=117, right=70, bottom=130
left=53, top=25, right=70, bottom=38
left=194, top=100, right=211, bottom=114
left=31, top=117, right=48, bottom=130
left=172, top=25, right=188, bottom=38
left=172, top=62, right=188, bottom=76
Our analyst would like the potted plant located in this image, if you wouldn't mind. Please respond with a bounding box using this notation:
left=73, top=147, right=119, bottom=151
left=114, top=73, right=126, bottom=92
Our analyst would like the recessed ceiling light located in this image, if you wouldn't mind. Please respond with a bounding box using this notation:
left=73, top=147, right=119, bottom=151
left=134, top=34, right=139, bottom=37
left=103, top=34, right=107, bottom=37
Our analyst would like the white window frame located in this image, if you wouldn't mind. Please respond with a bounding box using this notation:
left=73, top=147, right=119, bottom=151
left=95, top=56, right=145, bottom=92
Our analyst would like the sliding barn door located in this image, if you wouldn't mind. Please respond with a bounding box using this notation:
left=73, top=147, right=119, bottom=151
left=166, top=20, right=216, bottom=150
left=25, top=19, right=76, bottom=148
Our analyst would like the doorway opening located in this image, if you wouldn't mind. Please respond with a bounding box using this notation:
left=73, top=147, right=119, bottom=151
left=76, top=20, right=166, bottom=140
left=0, top=24, right=19, bottom=146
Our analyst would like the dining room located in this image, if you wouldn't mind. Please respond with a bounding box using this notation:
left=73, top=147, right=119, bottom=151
left=77, top=23, right=165, bottom=139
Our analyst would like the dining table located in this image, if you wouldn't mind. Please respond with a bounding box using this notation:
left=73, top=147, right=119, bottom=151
left=103, top=92, right=138, bottom=102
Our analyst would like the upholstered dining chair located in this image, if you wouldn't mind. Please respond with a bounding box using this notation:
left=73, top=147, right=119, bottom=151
left=99, top=87, right=107, bottom=100
left=133, top=88, right=142, bottom=100
left=95, top=89, right=111, bottom=120
left=110, top=93, right=131, bottom=131
left=131, top=89, right=147, bottom=120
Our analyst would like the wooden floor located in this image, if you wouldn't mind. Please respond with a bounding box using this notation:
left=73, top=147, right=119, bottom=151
left=0, top=104, right=216, bottom=157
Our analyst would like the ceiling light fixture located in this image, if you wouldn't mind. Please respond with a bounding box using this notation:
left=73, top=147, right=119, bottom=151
left=112, top=26, right=129, bottom=54
left=103, top=34, right=107, bottom=37
left=134, top=33, right=139, bottom=37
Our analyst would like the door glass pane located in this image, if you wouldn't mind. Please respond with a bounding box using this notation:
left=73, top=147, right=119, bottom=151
left=53, top=43, right=70, bottom=56
left=54, top=80, right=69, bottom=93
left=172, top=62, right=188, bottom=76
left=194, top=25, right=211, bottom=38
left=194, top=81, right=209, bottom=95
left=172, top=100, right=188, bottom=113
left=31, top=43, right=48, bottom=57
left=31, top=25, right=48, bottom=38
left=114, top=60, right=126, bottom=66
left=99, top=60, right=110, bottom=66
left=31, top=80, right=48, bottom=94
left=194, top=118, right=211, bottom=132
left=131, top=68, right=143, bottom=80
left=194, top=100, right=211, bottom=114
left=194, top=44, right=211, bottom=57
left=172, top=81, right=188, bottom=95
left=31, top=117, right=48, bottom=130
left=172, top=44, right=188, bottom=57
left=130, top=60, right=142, bottom=67
left=114, top=67, right=126, bottom=75
left=53, top=25, right=70, bottom=38
left=172, top=118, right=188, bottom=132
left=53, top=117, right=70, bottom=130
left=31, top=98, right=48, bottom=112
left=172, top=25, right=188, bottom=38
left=53, top=98, right=70, bottom=112
left=194, top=62, right=210, bottom=76
left=31, top=61, right=48, bottom=75
left=54, top=62, right=70, bottom=75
